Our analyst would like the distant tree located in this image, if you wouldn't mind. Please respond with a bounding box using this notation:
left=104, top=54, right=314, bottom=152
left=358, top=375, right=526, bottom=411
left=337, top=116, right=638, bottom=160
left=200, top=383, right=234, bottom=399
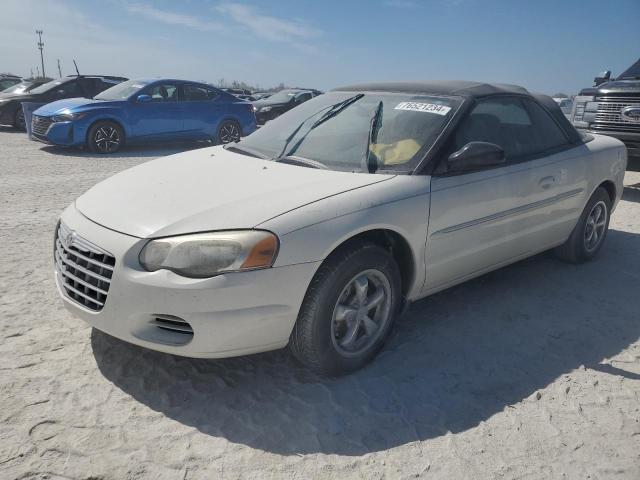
left=552, top=93, right=569, bottom=98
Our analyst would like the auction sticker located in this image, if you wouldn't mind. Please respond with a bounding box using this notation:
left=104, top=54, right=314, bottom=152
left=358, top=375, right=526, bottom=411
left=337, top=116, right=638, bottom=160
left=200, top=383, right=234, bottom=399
left=394, top=102, right=451, bottom=115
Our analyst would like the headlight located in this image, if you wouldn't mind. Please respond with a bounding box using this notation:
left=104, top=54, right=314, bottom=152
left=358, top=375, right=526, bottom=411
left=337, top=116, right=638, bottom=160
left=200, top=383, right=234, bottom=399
left=571, top=96, right=594, bottom=128
left=139, top=230, right=279, bottom=278
left=52, top=112, right=86, bottom=123
left=260, top=106, right=272, bottom=112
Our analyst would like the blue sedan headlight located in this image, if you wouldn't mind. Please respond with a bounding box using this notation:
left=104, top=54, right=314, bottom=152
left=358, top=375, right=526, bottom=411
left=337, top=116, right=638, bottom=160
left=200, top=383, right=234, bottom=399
left=52, top=112, right=87, bottom=123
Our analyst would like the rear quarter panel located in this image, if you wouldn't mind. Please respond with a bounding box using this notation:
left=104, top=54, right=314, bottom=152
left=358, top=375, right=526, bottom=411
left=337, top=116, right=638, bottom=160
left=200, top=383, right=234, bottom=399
left=582, top=134, right=627, bottom=210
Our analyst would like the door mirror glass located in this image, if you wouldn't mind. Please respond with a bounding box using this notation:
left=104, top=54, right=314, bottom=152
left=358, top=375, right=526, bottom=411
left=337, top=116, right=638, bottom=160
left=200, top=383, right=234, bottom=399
left=137, top=94, right=152, bottom=103
left=593, top=70, right=611, bottom=86
left=448, top=141, right=505, bottom=172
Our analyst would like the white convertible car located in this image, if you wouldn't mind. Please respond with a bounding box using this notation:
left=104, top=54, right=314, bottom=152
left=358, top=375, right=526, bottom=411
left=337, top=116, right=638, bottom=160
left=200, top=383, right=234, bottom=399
left=54, top=81, right=627, bottom=374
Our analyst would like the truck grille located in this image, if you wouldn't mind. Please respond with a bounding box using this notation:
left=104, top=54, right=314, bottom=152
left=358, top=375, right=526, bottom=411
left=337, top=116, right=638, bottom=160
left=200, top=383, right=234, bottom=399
left=32, top=115, right=53, bottom=136
left=593, top=97, right=640, bottom=133
left=54, top=222, right=115, bottom=311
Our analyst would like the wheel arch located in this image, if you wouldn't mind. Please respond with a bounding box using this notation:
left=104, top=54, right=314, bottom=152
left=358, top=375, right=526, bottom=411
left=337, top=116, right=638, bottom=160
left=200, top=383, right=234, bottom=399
left=318, top=228, right=416, bottom=299
left=597, top=179, right=616, bottom=204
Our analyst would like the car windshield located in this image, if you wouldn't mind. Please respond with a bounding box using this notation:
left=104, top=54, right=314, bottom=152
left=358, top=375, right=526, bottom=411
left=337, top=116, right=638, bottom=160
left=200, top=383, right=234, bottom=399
left=265, top=90, right=301, bottom=103
left=237, top=91, right=462, bottom=173
left=29, top=79, right=66, bottom=94
left=2, top=81, right=32, bottom=94
left=94, top=80, right=149, bottom=100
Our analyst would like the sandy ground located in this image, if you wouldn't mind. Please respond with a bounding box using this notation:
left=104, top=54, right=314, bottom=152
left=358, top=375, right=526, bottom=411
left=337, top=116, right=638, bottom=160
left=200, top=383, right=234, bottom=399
left=1, top=129, right=639, bottom=480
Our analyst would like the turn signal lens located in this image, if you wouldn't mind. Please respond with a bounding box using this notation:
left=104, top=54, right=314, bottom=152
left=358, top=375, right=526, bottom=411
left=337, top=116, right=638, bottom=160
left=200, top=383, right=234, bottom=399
left=241, top=234, right=279, bottom=269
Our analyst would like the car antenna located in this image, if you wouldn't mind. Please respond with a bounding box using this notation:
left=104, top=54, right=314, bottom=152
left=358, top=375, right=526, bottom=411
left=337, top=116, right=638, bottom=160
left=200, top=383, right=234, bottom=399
left=73, top=60, right=80, bottom=76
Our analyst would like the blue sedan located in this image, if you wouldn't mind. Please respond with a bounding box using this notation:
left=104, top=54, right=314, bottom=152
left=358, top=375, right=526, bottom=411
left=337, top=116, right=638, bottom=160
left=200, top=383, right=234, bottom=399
left=30, top=79, right=257, bottom=153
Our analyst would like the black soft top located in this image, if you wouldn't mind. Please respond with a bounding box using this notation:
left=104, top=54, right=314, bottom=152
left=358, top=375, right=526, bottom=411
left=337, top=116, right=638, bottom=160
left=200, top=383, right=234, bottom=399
left=334, top=80, right=583, bottom=144
left=333, top=81, right=529, bottom=98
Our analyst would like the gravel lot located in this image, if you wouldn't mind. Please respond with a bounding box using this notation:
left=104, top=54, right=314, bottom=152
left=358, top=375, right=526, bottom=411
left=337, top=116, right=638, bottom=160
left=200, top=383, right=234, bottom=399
left=1, top=128, right=639, bottom=480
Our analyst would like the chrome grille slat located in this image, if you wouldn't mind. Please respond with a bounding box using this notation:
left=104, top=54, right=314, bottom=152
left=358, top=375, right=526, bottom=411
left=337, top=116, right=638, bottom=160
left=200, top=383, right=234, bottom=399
left=32, top=115, right=53, bottom=136
left=56, top=238, right=114, bottom=271
left=54, top=222, right=115, bottom=312
left=61, top=282, right=105, bottom=307
left=56, top=251, right=112, bottom=284
left=55, top=259, right=109, bottom=295
left=593, top=98, right=640, bottom=128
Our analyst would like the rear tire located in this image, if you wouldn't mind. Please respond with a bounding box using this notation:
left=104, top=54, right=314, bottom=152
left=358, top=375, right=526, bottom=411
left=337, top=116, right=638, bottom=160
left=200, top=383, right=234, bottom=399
left=554, top=187, right=611, bottom=263
left=290, top=242, right=402, bottom=375
left=217, top=120, right=241, bottom=144
left=87, top=121, right=124, bottom=154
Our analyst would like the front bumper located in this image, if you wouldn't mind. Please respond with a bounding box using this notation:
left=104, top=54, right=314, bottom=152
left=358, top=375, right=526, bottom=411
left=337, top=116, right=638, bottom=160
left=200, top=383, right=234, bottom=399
left=56, top=204, right=320, bottom=358
left=31, top=119, right=84, bottom=147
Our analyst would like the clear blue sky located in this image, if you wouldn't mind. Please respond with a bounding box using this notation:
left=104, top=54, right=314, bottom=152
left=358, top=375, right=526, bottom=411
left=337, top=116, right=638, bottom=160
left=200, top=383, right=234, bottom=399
left=1, top=0, right=638, bottom=95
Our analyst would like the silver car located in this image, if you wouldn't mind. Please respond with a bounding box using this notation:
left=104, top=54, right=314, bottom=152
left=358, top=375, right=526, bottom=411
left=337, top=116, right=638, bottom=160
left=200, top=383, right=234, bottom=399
left=55, top=81, right=627, bottom=375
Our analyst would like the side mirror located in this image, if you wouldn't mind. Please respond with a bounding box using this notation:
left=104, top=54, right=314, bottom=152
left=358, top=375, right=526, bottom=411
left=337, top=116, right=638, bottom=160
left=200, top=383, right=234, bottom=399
left=136, top=94, right=152, bottom=103
left=593, top=70, right=611, bottom=87
left=448, top=142, right=505, bottom=172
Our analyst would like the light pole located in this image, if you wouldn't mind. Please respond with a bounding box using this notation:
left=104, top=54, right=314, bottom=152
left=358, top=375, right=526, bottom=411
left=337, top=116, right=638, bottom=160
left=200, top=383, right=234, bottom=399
left=36, top=29, right=45, bottom=78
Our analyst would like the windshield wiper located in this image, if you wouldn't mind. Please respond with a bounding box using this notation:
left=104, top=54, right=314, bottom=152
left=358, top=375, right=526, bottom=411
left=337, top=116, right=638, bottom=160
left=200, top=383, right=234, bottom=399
left=277, top=155, right=328, bottom=169
left=274, top=93, right=364, bottom=162
left=363, top=101, right=384, bottom=174
left=223, top=143, right=269, bottom=159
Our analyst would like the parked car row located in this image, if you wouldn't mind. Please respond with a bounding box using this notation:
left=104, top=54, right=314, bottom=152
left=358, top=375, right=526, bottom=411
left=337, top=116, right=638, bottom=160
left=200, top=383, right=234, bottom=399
left=0, top=74, right=126, bottom=130
left=1, top=74, right=323, bottom=153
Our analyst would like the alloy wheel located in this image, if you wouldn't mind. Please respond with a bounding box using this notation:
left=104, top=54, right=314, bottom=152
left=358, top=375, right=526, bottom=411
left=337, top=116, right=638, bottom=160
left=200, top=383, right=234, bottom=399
left=94, top=126, right=121, bottom=153
left=331, top=269, right=392, bottom=357
left=584, top=200, right=608, bottom=252
left=219, top=122, right=240, bottom=144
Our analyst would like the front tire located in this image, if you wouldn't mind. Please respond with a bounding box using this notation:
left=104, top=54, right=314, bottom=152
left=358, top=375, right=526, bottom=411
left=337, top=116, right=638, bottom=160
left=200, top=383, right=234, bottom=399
left=87, top=121, right=124, bottom=154
left=290, top=242, right=402, bottom=375
left=13, top=108, right=26, bottom=131
left=217, top=120, right=241, bottom=144
left=554, top=187, right=612, bottom=263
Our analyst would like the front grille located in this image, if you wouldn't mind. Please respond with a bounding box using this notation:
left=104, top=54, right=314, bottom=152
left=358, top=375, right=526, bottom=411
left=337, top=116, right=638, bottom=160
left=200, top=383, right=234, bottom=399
left=32, top=115, right=53, bottom=136
left=594, top=97, right=640, bottom=132
left=54, top=222, right=115, bottom=311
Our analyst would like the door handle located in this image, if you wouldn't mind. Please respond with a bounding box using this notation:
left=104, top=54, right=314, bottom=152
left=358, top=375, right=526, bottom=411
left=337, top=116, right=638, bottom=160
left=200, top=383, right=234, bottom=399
left=539, top=176, right=556, bottom=189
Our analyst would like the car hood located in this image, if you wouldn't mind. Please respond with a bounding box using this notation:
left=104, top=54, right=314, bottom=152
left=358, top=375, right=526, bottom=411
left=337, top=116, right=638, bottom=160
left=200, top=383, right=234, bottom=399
left=253, top=99, right=290, bottom=109
left=75, top=146, right=393, bottom=238
left=579, top=79, right=640, bottom=97
left=34, top=98, right=121, bottom=115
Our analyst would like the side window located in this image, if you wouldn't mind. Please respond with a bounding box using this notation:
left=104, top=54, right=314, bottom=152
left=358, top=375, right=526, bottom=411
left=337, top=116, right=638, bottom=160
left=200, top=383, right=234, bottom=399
left=182, top=84, right=218, bottom=101
left=452, top=97, right=531, bottom=161
left=452, top=97, right=569, bottom=163
left=296, top=92, right=312, bottom=103
left=51, top=80, right=83, bottom=99
left=521, top=98, right=569, bottom=152
left=145, top=83, right=178, bottom=102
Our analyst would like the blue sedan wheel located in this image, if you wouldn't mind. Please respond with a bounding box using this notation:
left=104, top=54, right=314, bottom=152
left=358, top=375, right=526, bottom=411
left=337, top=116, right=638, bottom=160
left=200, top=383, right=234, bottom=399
left=217, top=120, right=241, bottom=144
left=88, top=121, right=124, bottom=154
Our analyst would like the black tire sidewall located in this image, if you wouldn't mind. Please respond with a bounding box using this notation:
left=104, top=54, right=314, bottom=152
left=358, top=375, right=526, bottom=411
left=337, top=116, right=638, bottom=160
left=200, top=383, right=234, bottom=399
left=87, top=121, right=124, bottom=154
left=573, top=188, right=612, bottom=261
left=14, top=108, right=25, bottom=130
left=303, top=245, right=401, bottom=374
